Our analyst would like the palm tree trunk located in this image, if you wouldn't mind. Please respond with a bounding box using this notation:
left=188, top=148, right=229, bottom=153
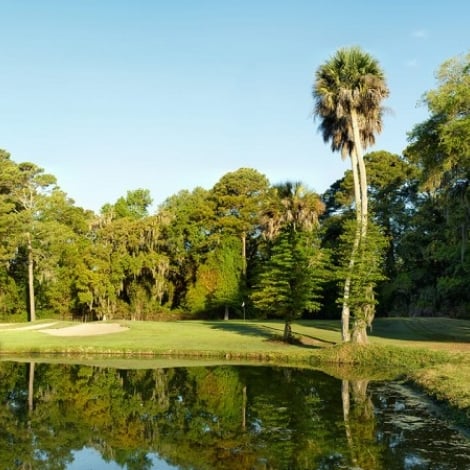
left=341, top=151, right=362, bottom=342
left=341, top=237, right=359, bottom=343
left=351, top=110, right=371, bottom=344
left=351, top=109, right=368, bottom=237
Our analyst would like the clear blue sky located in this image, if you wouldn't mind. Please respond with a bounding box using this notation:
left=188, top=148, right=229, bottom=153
left=1, top=0, right=468, bottom=212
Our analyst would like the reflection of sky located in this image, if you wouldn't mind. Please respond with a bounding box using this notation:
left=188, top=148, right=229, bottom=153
left=68, top=448, right=179, bottom=470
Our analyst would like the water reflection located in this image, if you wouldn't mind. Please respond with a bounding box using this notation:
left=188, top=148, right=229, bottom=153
left=0, top=361, right=469, bottom=469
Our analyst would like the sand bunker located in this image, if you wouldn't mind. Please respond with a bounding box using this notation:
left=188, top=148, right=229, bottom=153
left=41, top=323, right=128, bottom=337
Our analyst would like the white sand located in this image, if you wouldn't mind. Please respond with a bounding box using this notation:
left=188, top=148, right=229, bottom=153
left=40, top=322, right=128, bottom=336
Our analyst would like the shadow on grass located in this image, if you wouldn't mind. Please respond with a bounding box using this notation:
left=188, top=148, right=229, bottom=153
left=297, top=320, right=342, bottom=332
left=204, top=321, right=280, bottom=339
left=203, top=318, right=470, bottom=350
left=301, top=317, right=470, bottom=344
left=203, top=321, right=326, bottom=350
left=367, top=318, right=470, bottom=343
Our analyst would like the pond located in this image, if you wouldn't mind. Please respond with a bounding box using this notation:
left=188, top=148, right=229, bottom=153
left=1, top=361, right=469, bottom=469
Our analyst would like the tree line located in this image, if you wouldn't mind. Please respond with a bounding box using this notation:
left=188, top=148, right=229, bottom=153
left=0, top=50, right=469, bottom=341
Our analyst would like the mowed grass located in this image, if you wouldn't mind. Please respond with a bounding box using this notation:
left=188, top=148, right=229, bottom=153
left=299, top=317, right=470, bottom=349
left=0, top=319, right=330, bottom=360
left=1, top=317, right=469, bottom=360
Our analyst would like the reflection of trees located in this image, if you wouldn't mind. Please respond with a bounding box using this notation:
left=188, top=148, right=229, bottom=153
left=0, top=361, right=75, bottom=469
left=9, top=362, right=467, bottom=469
left=341, top=379, right=384, bottom=470
left=0, top=362, right=353, bottom=469
left=1, top=361, right=467, bottom=469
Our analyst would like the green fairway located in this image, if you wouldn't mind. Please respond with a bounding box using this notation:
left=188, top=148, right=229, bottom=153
left=0, top=319, right=327, bottom=360
left=1, top=317, right=470, bottom=355
left=297, top=317, right=470, bottom=346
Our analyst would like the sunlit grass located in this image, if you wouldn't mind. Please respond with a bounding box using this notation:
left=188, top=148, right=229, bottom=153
left=0, top=320, right=326, bottom=361
left=413, top=363, right=470, bottom=410
left=1, top=317, right=470, bottom=356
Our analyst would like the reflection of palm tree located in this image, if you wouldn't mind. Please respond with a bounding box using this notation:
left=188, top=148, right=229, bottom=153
left=313, top=47, right=389, bottom=342
left=341, top=380, right=357, bottom=466
left=28, top=361, right=35, bottom=413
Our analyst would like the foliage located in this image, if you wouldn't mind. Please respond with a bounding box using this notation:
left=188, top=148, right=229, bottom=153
left=313, top=46, right=389, bottom=158
left=336, top=219, right=387, bottom=337
left=400, top=51, right=470, bottom=316
left=252, top=182, right=328, bottom=340
left=185, top=236, right=243, bottom=318
left=251, top=230, right=327, bottom=330
left=101, top=188, right=153, bottom=221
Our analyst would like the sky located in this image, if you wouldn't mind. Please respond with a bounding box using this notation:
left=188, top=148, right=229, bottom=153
left=1, top=0, right=469, bottom=213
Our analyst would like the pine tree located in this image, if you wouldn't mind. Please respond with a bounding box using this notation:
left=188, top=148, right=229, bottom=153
left=251, top=229, right=327, bottom=341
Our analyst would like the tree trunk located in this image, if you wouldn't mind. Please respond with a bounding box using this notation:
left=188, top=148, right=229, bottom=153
left=351, top=319, right=368, bottom=344
left=351, top=109, right=372, bottom=344
left=341, top=151, right=362, bottom=342
left=224, top=304, right=229, bottom=320
left=241, top=232, right=247, bottom=276
left=27, top=232, right=36, bottom=322
left=283, top=319, right=293, bottom=342
left=351, top=109, right=368, bottom=238
left=341, top=224, right=360, bottom=343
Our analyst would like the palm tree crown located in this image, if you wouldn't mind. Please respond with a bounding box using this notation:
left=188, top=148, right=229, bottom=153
left=261, top=182, right=324, bottom=240
left=313, top=46, right=389, bottom=159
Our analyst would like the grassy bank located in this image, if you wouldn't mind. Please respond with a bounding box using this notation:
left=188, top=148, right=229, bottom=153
left=1, top=317, right=469, bottom=420
left=411, top=363, right=470, bottom=425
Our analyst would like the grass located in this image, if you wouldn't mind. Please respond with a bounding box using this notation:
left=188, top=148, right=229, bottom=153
left=1, top=317, right=470, bottom=421
left=0, top=320, right=317, bottom=360
left=410, top=363, right=470, bottom=428
left=1, top=317, right=469, bottom=359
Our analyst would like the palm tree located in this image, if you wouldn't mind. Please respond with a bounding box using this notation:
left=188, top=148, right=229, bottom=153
left=261, top=181, right=325, bottom=240
left=313, top=46, right=389, bottom=343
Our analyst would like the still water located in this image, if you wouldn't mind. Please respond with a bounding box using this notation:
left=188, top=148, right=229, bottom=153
left=1, top=361, right=469, bottom=469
